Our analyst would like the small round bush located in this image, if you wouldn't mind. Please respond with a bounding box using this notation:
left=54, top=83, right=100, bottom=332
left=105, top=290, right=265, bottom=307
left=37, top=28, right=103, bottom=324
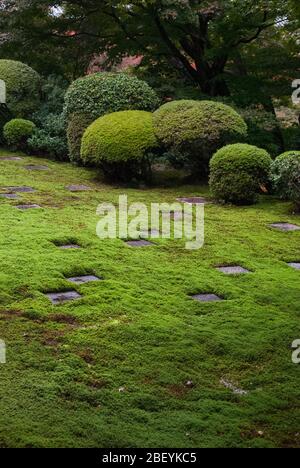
left=64, top=72, right=159, bottom=120
left=4, top=118, right=36, bottom=150
left=153, top=100, right=247, bottom=177
left=209, top=144, right=272, bottom=205
left=67, top=113, right=94, bottom=163
left=0, top=60, right=41, bottom=117
left=270, top=151, right=300, bottom=211
left=81, top=111, right=159, bottom=181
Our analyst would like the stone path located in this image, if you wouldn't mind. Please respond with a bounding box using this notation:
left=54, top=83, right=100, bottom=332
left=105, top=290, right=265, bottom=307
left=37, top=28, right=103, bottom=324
left=16, top=204, right=41, bottom=210
left=66, top=185, right=91, bottom=192
left=0, top=193, right=19, bottom=199
left=270, top=222, right=300, bottom=231
left=67, top=275, right=101, bottom=284
left=59, top=244, right=81, bottom=250
left=5, top=186, right=35, bottom=193
left=125, top=240, right=154, bottom=247
left=192, top=293, right=223, bottom=302
left=288, top=262, right=300, bottom=270
left=0, top=156, right=23, bottom=161
left=46, top=291, right=82, bottom=305
left=177, top=197, right=209, bottom=204
left=25, top=165, right=49, bottom=171
left=216, top=266, right=251, bottom=275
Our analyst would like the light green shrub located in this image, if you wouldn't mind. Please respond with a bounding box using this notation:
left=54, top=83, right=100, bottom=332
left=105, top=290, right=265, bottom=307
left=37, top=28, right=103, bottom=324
left=4, top=118, right=36, bottom=150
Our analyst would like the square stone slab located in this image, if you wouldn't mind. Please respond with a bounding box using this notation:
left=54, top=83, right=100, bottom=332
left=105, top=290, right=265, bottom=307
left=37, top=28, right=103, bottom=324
left=5, top=186, right=35, bottom=193
left=66, top=185, right=91, bottom=192
left=125, top=240, right=154, bottom=247
left=59, top=244, right=81, bottom=250
left=177, top=197, right=208, bottom=205
left=67, top=275, right=101, bottom=284
left=25, top=165, right=49, bottom=171
left=16, top=204, right=41, bottom=210
left=216, top=266, right=251, bottom=275
left=0, top=156, right=23, bottom=161
left=288, top=262, right=300, bottom=270
left=192, top=294, right=223, bottom=302
left=270, top=223, right=300, bottom=232
left=46, top=291, right=82, bottom=305
left=0, top=193, right=19, bottom=199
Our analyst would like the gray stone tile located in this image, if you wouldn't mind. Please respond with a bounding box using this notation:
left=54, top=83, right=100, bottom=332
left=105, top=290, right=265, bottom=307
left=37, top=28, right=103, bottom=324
left=5, top=186, right=35, bottom=193
left=67, top=275, right=101, bottom=284
left=0, top=156, right=23, bottom=161
left=125, top=240, right=154, bottom=247
left=288, top=262, right=300, bottom=270
left=192, top=293, right=223, bottom=302
left=270, top=223, right=300, bottom=232
left=216, top=266, right=251, bottom=275
left=46, top=291, right=82, bottom=305
left=59, top=244, right=81, bottom=250
left=177, top=197, right=208, bottom=204
left=66, top=185, right=91, bottom=192
left=0, top=193, right=19, bottom=199
left=16, top=204, right=41, bottom=210
left=25, top=165, right=49, bottom=171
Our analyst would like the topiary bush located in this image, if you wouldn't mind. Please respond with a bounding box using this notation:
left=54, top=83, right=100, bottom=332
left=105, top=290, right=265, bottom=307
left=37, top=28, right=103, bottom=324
left=67, top=113, right=94, bottom=163
left=0, top=60, right=41, bottom=117
left=270, top=151, right=300, bottom=211
left=4, top=118, right=36, bottom=151
left=153, top=100, right=247, bottom=178
left=64, top=72, right=159, bottom=164
left=209, top=144, right=272, bottom=205
left=81, top=110, right=159, bottom=181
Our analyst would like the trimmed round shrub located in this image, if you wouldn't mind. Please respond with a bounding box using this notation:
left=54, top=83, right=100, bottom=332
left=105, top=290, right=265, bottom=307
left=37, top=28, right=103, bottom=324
left=81, top=111, right=159, bottom=181
left=153, top=100, right=247, bottom=178
left=270, top=151, right=300, bottom=211
left=64, top=72, right=159, bottom=120
left=4, top=118, right=36, bottom=150
left=0, top=60, right=41, bottom=117
left=209, top=144, right=272, bottom=205
left=67, top=113, right=94, bottom=163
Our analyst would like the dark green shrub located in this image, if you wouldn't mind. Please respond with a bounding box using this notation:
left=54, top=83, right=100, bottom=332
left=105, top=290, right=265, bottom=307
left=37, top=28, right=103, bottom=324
left=282, top=126, right=300, bottom=151
left=81, top=111, right=159, bottom=181
left=153, top=100, right=247, bottom=178
left=63, top=72, right=159, bottom=120
left=28, top=114, right=68, bottom=160
left=0, top=60, right=41, bottom=117
left=67, top=113, right=94, bottom=163
left=4, top=118, right=36, bottom=150
left=270, top=151, right=300, bottom=211
left=209, top=144, right=272, bottom=205
left=0, top=103, right=13, bottom=144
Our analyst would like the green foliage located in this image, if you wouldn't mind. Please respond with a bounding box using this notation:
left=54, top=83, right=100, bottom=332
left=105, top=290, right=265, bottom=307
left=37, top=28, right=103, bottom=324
left=4, top=118, right=36, bottom=150
left=153, top=100, right=247, bottom=178
left=209, top=144, right=272, bottom=204
left=282, top=126, right=300, bottom=151
left=0, top=60, right=41, bottom=117
left=270, top=151, right=300, bottom=211
left=239, top=107, right=282, bottom=157
left=67, top=113, right=94, bottom=164
left=63, top=73, right=160, bottom=121
left=28, top=114, right=68, bottom=161
left=81, top=110, right=159, bottom=181
left=0, top=103, right=13, bottom=144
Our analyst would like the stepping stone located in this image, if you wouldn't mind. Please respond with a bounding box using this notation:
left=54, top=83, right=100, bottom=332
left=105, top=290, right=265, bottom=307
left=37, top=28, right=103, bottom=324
left=66, top=185, right=91, bottom=192
left=177, top=197, right=208, bottom=205
left=220, top=378, right=248, bottom=396
left=125, top=240, right=154, bottom=247
left=6, top=186, right=35, bottom=193
left=216, top=266, right=251, bottom=275
left=270, top=223, right=300, bottom=232
left=59, top=244, right=81, bottom=250
left=16, top=204, right=41, bottom=210
left=25, top=165, right=49, bottom=171
left=288, top=262, right=300, bottom=270
left=0, top=193, right=19, bottom=199
left=46, top=291, right=82, bottom=305
left=192, top=293, right=223, bottom=302
left=0, top=156, right=23, bottom=161
left=67, top=275, right=101, bottom=284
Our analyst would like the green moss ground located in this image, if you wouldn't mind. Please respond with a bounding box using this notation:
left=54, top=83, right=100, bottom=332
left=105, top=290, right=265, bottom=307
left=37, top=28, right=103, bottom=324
left=0, top=149, right=299, bottom=448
